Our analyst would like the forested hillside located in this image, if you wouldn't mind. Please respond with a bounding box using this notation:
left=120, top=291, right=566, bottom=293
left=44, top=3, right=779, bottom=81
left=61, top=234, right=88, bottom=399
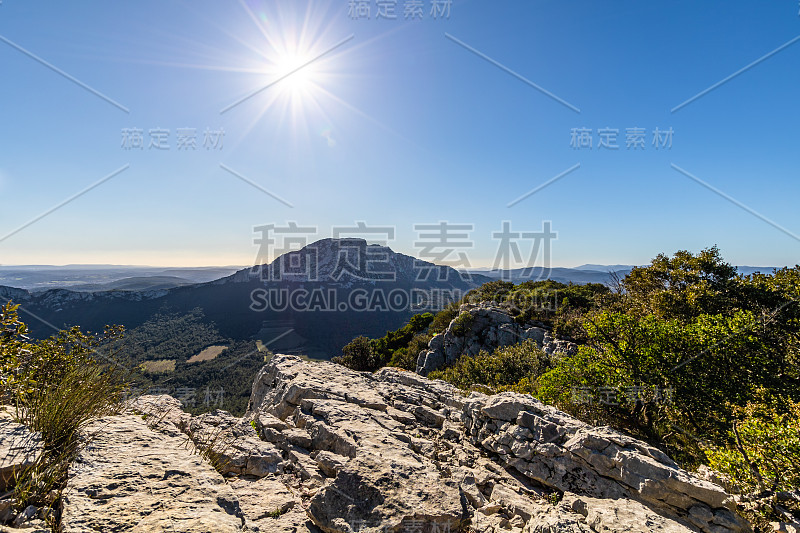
left=103, top=309, right=270, bottom=415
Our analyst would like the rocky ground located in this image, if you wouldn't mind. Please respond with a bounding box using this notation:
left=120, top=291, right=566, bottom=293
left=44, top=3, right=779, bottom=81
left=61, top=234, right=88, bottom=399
left=1, top=355, right=753, bottom=532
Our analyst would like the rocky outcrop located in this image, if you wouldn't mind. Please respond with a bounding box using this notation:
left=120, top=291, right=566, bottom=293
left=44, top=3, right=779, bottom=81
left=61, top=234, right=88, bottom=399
left=0, top=407, right=41, bottom=493
left=462, top=393, right=747, bottom=533
left=243, top=356, right=749, bottom=533
left=416, top=303, right=578, bottom=376
left=0, top=287, right=30, bottom=303
left=4, top=354, right=750, bottom=532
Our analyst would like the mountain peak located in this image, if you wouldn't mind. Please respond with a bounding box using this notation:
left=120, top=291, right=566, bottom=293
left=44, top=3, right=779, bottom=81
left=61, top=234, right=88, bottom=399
left=225, top=237, right=478, bottom=288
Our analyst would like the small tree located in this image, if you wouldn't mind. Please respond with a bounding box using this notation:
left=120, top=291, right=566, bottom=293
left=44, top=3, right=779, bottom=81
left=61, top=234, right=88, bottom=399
left=333, top=336, right=377, bottom=372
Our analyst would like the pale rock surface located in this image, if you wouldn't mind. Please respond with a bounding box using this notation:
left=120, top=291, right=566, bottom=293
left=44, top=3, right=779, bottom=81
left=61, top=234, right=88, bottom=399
left=35, top=354, right=752, bottom=533
left=60, top=414, right=245, bottom=532
left=0, top=407, right=41, bottom=492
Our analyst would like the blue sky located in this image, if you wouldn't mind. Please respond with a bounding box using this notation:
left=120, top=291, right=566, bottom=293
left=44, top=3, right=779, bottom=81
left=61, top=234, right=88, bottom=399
left=0, top=0, right=798, bottom=268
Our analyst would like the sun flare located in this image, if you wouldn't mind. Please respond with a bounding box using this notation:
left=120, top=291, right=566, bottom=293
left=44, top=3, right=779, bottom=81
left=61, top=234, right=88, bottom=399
left=214, top=1, right=369, bottom=147
left=272, top=50, right=318, bottom=95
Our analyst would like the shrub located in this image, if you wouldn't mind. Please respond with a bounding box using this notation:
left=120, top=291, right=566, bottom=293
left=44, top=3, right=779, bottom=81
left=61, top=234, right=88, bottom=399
left=394, top=332, right=434, bottom=371
left=704, top=395, right=800, bottom=529
left=332, top=335, right=377, bottom=371
left=0, top=302, right=29, bottom=402
left=706, top=395, right=800, bottom=494
left=428, top=302, right=460, bottom=335
left=0, top=301, right=127, bottom=517
left=449, top=311, right=475, bottom=337
left=429, top=340, right=552, bottom=392
left=387, top=347, right=410, bottom=370
left=338, top=313, right=435, bottom=372
left=372, top=312, right=434, bottom=368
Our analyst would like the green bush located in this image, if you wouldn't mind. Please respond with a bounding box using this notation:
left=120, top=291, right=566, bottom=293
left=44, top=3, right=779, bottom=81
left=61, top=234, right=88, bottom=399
left=704, top=395, right=800, bottom=530
left=0, top=301, right=127, bottom=517
left=393, top=332, right=435, bottom=371
left=449, top=311, right=475, bottom=337
left=706, top=395, right=800, bottom=494
left=387, top=347, right=412, bottom=370
left=332, top=335, right=377, bottom=371
left=531, top=308, right=794, bottom=463
left=337, top=312, right=436, bottom=372
left=0, top=302, right=29, bottom=402
left=428, top=302, right=460, bottom=335
left=429, top=340, right=552, bottom=392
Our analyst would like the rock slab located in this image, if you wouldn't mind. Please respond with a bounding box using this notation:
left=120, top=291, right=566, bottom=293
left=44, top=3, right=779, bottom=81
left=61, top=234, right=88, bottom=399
left=61, top=414, right=245, bottom=532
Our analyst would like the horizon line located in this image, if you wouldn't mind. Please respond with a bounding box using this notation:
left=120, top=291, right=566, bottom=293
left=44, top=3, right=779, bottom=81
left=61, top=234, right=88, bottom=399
left=0, top=262, right=784, bottom=271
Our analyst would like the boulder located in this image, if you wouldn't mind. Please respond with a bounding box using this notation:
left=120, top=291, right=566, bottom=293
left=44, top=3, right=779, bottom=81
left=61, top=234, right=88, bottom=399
left=0, top=407, right=42, bottom=492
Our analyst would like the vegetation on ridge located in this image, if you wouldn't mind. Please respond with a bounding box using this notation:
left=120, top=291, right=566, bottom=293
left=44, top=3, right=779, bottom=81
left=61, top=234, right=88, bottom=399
left=1, top=301, right=126, bottom=529
left=337, top=246, right=800, bottom=530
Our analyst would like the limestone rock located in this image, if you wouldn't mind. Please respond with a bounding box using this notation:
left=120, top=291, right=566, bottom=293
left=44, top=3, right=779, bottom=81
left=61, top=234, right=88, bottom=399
left=415, top=303, right=577, bottom=376
left=185, top=410, right=284, bottom=477
left=246, top=356, right=751, bottom=532
left=563, top=493, right=694, bottom=532
left=308, top=453, right=463, bottom=533
left=314, top=450, right=348, bottom=477
left=21, top=353, right=751, bottom=533
left=228, top=476, right=316, bottom=532
left=0, top=407, right=42, bottom=492
left=463, top=391, right=750, bottom=532
left=61, top=414, right=245, bottom=532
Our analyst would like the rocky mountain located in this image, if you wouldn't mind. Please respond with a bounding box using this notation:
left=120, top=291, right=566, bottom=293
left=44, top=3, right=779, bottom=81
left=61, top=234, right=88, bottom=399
left=0, top=239, right=485, bottom=358
left=220, top=238, right=478, bottom=287
left=3, top=355, right=751, bottom=532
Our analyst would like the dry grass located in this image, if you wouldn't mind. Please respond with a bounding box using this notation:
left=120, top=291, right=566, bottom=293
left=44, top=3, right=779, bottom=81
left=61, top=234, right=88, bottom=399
left=140, top=359, right=176, bottom=373
left=186, top=345, right=227, bottom=364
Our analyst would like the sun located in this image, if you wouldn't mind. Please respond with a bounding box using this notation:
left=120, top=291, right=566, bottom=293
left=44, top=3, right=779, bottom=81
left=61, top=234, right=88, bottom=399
left=272, top=50, right=319, bottom=95
left=211, top=1, right=370, bottom=146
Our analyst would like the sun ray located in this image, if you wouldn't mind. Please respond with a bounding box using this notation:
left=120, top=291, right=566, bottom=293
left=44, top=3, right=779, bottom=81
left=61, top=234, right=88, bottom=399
left=171, top=0, right=426, bottom=157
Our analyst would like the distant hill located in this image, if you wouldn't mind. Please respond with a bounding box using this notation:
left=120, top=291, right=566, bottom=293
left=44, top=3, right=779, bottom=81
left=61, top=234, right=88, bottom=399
left=731, top=266, right=779, bottom=276
left=468, top=264, right=780, bottom=285
left=70, top=276, right=198, bottom=292
left=1, top=262, right=777, bottom=292
left=1, top=239, right=484, bottom=359
left=465, top=267, right=632, bottom=285
left=574, top=264, right=637, bottom=272
left=0, top=266, right=242, bottom=291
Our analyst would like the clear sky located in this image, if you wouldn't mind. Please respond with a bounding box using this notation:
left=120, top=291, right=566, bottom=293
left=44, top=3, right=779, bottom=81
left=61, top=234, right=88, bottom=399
left=0, top=0, right=798, bottom=269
